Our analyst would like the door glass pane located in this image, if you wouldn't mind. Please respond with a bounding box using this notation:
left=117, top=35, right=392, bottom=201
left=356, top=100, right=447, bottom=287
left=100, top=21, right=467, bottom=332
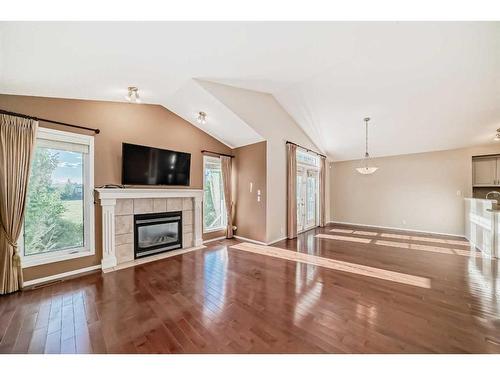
left=138, top=222, right=179, bottom=248
left=24, top=146, right=84, bottom=255
left=203, top=157, right=226, bottom=231
left=306, top=173, right=316, bottom=224
left=296, top=173, right=304, bottom=230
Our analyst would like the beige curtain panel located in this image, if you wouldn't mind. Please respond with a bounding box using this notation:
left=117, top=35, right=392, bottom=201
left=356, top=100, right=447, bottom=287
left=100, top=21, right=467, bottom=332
left=286, top=143, right=298, bottom=239
left=0, top=114, right=38, bottom=294
left=319, top=155, right=327, bottom=227
left=220, top=155, right=234, bottom=239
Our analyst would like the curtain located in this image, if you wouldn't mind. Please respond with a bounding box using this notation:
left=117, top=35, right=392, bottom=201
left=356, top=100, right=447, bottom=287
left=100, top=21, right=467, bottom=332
left=319, top=155, right=327, bottom=227
left=0, top=114, right=38, bottom=294
left=286, top=143, right=298, bottom=239
left=220, top=155, right=234, bottom=239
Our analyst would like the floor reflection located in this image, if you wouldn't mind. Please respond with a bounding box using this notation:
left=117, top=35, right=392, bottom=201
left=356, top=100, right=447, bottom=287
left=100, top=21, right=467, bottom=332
left=355, top=303, right=378, bottom=327
left=467, top=255, right=500, bottom=320
left=203, top=249, right=228, bottom=322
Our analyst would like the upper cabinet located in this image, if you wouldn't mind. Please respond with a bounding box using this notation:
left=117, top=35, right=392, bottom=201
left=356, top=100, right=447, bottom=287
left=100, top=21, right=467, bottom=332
left=473, top=156, right=500, bottom=186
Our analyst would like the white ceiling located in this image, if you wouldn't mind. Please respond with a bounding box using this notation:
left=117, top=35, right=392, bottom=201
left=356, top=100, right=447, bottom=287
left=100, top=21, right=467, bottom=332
left=1, top=22, right=499, bottom=159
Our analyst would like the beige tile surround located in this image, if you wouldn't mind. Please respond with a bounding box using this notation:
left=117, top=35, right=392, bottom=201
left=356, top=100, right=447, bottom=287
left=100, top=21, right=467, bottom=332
left=114, top=197, right=195, bottom=264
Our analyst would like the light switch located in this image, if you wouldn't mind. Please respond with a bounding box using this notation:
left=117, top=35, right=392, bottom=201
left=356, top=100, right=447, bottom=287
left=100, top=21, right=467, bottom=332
left=250, top=182, right=253, bottom=193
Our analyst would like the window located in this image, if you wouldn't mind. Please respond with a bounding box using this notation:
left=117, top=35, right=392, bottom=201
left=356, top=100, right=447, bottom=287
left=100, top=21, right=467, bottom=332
left=20, top=127, right=95, bottom=267
left=203, top=156, right=226, bottom=233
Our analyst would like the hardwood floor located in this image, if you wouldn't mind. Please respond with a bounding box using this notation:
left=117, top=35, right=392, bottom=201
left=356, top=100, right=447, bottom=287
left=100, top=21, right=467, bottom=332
left=1, top=223, right=500, bottom=353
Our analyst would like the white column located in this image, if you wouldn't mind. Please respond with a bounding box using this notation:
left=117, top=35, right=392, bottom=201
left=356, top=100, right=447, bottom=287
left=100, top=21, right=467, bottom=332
left=194, top=195, right=203, bottom=246
left=100, top=198, right=117, bottom=270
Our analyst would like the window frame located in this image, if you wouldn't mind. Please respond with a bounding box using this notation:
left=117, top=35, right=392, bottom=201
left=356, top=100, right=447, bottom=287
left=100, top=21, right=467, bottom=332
left=19, top=127, right=95, bottom=268
left=202, top=155, right=227, bottom=234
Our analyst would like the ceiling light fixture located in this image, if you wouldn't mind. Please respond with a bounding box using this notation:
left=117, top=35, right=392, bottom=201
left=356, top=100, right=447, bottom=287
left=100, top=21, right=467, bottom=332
left=494, top=129, right=500, bottom=141
left=356, top=117, right=378, bottom=175
left=125, top=86, right=141, bottom=103
left=197, top=111, right=207, bottom=124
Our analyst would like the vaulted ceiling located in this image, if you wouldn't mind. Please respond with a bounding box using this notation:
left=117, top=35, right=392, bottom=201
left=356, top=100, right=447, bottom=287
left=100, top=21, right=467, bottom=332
left=1, top=22, right=499, bottom=160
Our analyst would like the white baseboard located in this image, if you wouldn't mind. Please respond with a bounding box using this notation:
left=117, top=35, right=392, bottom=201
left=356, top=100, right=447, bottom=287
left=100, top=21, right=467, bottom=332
left=267, top=236, right=288, bottom=245
left=233, top=235, right=267, bottom=246
left=23, top=264, right=102, bottom=288
left=203, top=236, right=227, bottom=244
left=327, top=220, right=464, bottom=238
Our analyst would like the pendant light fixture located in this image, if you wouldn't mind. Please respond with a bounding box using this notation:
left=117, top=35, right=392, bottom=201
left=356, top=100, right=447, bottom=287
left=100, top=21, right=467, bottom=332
left=356, top=117, right=378, bottom=175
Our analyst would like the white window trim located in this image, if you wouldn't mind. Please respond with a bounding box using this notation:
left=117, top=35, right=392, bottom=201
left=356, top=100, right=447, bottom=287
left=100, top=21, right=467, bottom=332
left=20, top=127, right=95, bottom=268
left=203, top=155, right=226, bottom=233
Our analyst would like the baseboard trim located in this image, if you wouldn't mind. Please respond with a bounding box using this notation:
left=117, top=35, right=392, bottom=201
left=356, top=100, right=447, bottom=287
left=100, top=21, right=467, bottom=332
left=203, top=236, right=227, bottom=244
left=233, top=235, right=267, bottom=246
left=267, top=236, right=288, bottom=245
left=23, top=265, right=102, bottom=288
left=327, top=220, right=464, bottom=238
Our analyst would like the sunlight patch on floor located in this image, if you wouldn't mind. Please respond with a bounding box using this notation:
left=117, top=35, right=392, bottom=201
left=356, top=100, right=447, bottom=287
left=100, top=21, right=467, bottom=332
left=375, top=240, right=481, bottom=257
left=329, top=228, right=354, bottom=234
left=230, top=242, right=431, bottom=289
left=316, top=233, right=372, bottom=243
left=353, top=230, right=378, bottom=236
left=380, top=233, right=469, bottom=246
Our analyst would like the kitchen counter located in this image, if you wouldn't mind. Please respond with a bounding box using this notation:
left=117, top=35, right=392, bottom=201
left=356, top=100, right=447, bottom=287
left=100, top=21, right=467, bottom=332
left=464, top=198, right=498, bottom=258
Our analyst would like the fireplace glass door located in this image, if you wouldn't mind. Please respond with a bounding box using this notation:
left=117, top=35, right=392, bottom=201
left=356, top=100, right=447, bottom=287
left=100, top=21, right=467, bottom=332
left=134, top=211, right=182, bottom=259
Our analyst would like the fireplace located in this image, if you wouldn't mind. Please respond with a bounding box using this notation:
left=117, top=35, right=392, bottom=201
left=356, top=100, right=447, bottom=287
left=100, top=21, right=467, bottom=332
left=134, top=211, right=182, bottom=259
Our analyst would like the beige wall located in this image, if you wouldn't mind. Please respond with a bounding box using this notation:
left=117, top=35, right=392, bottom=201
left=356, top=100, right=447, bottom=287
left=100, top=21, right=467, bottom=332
left=233, top=141, right=267, bottom=243
left=198, top=81, right=325, bottom=243
left=331, top=143, right=500, bottom=236
left=0, top=94, right=231, bottom=281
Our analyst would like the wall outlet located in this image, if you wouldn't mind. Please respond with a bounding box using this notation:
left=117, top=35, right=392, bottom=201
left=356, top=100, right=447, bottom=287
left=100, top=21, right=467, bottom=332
left=402, top=219, right=407, bottom=225
left=456, top=190, right=462, bottom=196
left=257, top=189, right=261, bottom=202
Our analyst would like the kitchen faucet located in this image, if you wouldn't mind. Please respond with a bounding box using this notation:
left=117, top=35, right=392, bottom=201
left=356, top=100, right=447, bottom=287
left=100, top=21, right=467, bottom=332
left=485, top=191, right=500, bottom=200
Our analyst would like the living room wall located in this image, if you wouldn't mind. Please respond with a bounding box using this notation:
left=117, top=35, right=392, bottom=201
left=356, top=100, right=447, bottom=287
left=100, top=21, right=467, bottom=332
left=0, top=94, right=232, bottom=281
left=233, top=141, right=267, bottom=243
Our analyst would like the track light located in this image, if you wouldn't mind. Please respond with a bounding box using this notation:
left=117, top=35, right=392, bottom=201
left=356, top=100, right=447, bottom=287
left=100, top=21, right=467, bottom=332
left=125, top=86, right=141, bottom=103
left=197, top=111, right=207, bottom=124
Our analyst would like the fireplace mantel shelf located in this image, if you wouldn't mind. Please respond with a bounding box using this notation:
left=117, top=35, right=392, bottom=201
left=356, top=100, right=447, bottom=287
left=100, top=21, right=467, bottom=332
left=95, top=187, right=204, bottom=271
left=95, top=188, right=203, bottom=200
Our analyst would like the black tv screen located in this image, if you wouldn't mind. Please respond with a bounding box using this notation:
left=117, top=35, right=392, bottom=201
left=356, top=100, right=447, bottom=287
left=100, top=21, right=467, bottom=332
left=122, top=143, right=191, bottom=186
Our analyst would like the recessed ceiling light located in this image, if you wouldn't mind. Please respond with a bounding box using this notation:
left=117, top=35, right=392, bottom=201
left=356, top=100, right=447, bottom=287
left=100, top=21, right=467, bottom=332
left=197, top=111, right=207, bottom=124
left=125, top=86, right=141, bottom=103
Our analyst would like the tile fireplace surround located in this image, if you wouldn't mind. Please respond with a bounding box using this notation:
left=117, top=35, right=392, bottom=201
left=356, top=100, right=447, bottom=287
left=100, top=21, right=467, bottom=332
left=95, top=188, right=204, bottom=271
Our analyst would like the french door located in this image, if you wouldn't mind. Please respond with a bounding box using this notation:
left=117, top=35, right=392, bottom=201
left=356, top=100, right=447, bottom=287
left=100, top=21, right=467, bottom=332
left=297, top=166, right=319, bottom=233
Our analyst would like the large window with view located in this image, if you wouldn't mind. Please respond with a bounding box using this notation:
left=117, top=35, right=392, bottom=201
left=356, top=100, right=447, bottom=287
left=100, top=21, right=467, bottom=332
left=21, top=128, right=95, bottom=267
left=203, top=156, right=226, bottom=233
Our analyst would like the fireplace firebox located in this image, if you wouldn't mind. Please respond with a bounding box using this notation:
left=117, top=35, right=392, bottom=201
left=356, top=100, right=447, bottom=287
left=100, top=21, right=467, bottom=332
left=134, top=211, right=182, bottom=259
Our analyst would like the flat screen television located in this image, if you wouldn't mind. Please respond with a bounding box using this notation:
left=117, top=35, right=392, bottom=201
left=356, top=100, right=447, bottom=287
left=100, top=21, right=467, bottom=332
left=122, top=143, right=191, bottom=186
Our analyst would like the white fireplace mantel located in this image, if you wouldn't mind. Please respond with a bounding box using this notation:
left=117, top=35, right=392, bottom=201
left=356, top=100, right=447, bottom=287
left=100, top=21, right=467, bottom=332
left=95, top=188, right=204, bottom=270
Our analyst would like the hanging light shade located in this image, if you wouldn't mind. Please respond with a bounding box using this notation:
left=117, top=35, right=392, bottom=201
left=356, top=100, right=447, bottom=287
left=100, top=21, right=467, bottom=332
left=356, top=117, right=378, bottom=175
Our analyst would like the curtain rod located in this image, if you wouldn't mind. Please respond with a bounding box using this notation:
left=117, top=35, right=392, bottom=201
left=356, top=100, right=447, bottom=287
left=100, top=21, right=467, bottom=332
left=286, top=141, right=326, bottom=158
left=201, top=150, right=234, bottom=158
left=0, top=109, right=100, bottom=134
